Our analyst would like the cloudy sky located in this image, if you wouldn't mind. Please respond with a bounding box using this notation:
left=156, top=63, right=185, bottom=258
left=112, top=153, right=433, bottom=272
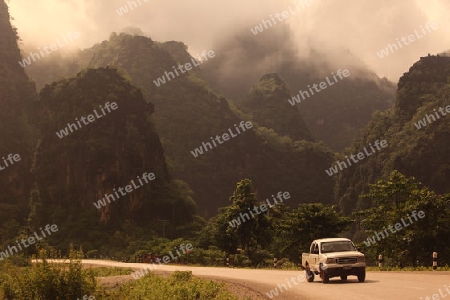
left=7, top=0, right=450, bottom=82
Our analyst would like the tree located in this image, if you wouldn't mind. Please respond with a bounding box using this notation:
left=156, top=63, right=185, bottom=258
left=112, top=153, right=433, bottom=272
left=356, top=170, right=450, bottom=266
left=203, top=210, right=239, bottom=255
left=227, top=179, right=259, bottom=255
left=277, top=203, right=353, bottom=263
left=201, top=179, right=272, bottom=263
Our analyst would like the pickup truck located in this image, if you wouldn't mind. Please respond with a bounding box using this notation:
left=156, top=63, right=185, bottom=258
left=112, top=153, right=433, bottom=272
left=301, top=238, right=366, bottom=283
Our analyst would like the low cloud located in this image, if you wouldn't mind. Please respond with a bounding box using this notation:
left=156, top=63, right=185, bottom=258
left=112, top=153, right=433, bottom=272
left=7, top=0, right=450, bottom=82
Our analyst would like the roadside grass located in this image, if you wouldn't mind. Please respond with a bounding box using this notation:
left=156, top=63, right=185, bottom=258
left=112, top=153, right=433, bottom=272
left=259, top=265, right=450, bottom=272
left=0, top=249, right=96, bottom=299
left=366, top=265, right=450, bottom=271
left=96, top=270, right=246, bottom=300
left=225, top=260, right=450, bottom=272
left=233, top=258, right=450, bottom=272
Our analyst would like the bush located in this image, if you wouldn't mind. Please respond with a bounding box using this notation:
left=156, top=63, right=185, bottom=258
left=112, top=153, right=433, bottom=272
left=280, top=260, right=297, bottom=270
left=85, top=250, right=99, bottom=259
left=1, top=247, right=96, bottom=300
left=186, top=247, right=227, bottom=266
left=171, top=270, right=193, bottom=282
left=250, top=249, right=271, bottom=267
left=109, top=271, right=239, bottom=299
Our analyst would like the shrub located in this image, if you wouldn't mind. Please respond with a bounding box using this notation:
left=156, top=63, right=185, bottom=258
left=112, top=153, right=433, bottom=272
left=112, top=271, right=239, bottom=299
left=1, top=247, right=96, bottom=299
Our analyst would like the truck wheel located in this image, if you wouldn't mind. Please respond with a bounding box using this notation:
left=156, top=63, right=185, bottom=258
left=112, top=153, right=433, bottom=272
left=305, top=267, right=314, bottom=282
left=340, top=275, right=347, bottom=281
left=321, top=271, right=329, bottom=284
left=357, top=270, right=366, bottom=282
left=320, top=264, right=329, bottom=284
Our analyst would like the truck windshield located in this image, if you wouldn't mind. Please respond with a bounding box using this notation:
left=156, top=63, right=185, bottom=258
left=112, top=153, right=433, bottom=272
left=321, top=241, right=356, bottom=253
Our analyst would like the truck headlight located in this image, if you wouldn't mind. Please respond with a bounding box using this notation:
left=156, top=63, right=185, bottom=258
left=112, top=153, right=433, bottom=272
left=358, top=256, right=365, bottom=262
left=326, top=258, right=335, bottom=264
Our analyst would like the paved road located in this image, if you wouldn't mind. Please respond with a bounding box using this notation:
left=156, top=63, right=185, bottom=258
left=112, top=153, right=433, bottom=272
left=78, top=260, right=449, bottom=299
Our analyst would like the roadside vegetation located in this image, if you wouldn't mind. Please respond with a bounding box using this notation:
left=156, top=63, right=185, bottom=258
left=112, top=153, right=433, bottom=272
left=366, top=266, right=450, bottom=271
left=354, top=171, right=450, bottom=267
left=0, top=250, right=246, bottom=299
left=0, top=248, right=96, bottom=299
left=98, top=271, right=243, bottom=300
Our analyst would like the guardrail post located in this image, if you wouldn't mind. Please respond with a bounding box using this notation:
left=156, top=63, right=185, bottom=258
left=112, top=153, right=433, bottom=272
left=433, top=252, right=437, bottom=270
left=378, top=254, right=383, bottom=269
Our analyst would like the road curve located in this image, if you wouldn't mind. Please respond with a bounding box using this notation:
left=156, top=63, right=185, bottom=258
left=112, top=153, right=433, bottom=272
left=77, top=260, right=449, bottom=300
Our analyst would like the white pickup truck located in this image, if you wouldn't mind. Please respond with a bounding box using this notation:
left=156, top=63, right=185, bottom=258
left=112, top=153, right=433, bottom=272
left=301, top=238, right=366, bottom=283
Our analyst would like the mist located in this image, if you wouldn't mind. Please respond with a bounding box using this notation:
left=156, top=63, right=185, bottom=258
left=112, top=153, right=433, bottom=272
left=7, top=0, right=450, bottom=82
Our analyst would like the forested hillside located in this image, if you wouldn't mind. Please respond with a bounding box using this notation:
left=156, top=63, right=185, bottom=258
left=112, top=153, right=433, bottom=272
left=0, top=1, right=201, bottom=254
left=34, top=68, right=198, bottom=249
left=336, top=55, right=450, bottom=215
left=24, top=33, right=337, bottom=217
left=0, top=0, right=37, bottom=246
left=199, top=31, right=397, bottom=151
left=241, top=73, right=313, bottom=142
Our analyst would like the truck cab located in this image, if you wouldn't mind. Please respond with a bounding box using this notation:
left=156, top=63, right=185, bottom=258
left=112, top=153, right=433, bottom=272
left=301, top=238, right=366, bottom=283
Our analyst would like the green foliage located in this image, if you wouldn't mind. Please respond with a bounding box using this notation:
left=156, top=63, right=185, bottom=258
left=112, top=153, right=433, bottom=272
left=199, top=179, right=352, bottom=266
left=276, top=203, right=353, bottom=262
left=198, top=209, right=240, bottom=255
left=337, top=56, right=450, bottom=215
left=355, top=171, right=450, bottom=266
left=212, top=179, right=272, bottom=261
left=294, top=74, right=396, bottom=151
left=107, top=271, right=239, bottom=300
left=396, top=56, right=450, bottom=120
left=1, top=248, right=96, bottom=300
left=227, top=179, right=261, bottom=257
left=367, top=265, right=450, bottom=271
left=183, top=246, right=227, bottom=266
left=33, top=67, right=198, bottom=253
left=0, top=0, right=38, bottom=255
left=242, top=73, right=313, bottom=141
left=24, top=32, right=337, bottom=218
left=200, top=44, right=396, bottom=151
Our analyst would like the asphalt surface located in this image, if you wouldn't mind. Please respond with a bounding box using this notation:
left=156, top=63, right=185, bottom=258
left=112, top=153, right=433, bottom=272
left=77, top=260, right=449, bottom=299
